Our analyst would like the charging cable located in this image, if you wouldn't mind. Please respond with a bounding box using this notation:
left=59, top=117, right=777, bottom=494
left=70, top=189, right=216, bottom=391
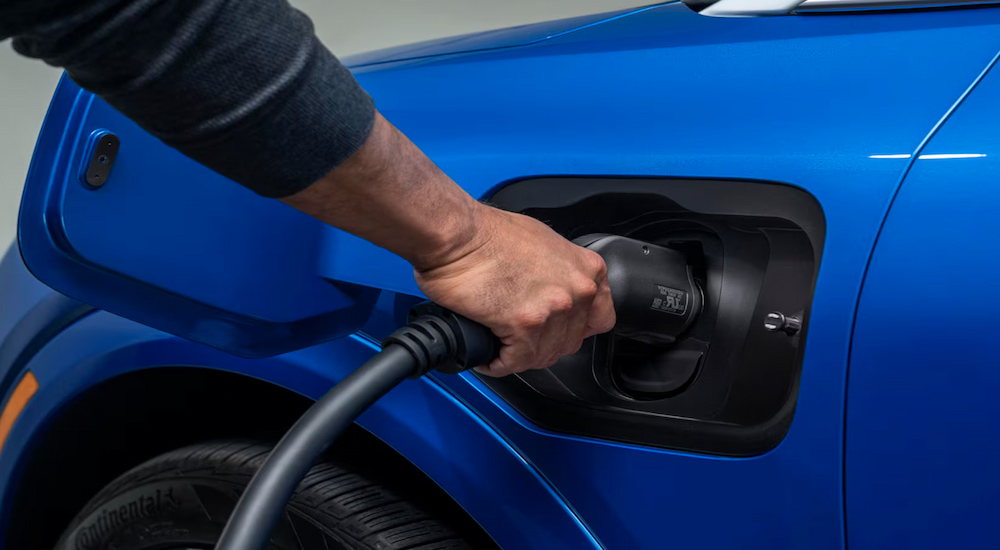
left=214, top=303, right=500, bottom=550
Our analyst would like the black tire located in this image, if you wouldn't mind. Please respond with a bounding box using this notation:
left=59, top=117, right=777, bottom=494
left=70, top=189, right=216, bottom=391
left=55, top=441, right=474, bottom=550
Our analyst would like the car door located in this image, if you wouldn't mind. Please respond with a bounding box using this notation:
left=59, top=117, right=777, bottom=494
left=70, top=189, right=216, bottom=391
left=847, top=39, right=1000, bottom=550
left=18, top=3, right=1000, bottom=549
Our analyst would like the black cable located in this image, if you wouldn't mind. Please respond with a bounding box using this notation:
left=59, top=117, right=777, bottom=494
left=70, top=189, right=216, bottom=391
left=214, top=344, right=417, bottom=550
left=214, top=306, right=499, bottom=550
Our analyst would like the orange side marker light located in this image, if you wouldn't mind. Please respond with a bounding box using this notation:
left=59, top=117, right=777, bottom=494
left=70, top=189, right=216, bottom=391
left=0, top=372, right=38, bottom=456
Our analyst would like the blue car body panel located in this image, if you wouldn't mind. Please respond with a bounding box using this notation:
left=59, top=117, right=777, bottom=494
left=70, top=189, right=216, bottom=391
left=4, top=3, right=1000, bottom=549
left=17, top=80, right=381, bottom=358
left=847, top=47, right=1000, bottom=550
left=339, top=4, right=1000, bottom=299
left=342, top=4, right=663, bottom=68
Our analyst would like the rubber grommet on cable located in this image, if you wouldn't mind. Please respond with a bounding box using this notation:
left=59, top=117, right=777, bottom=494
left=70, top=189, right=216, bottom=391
left=384, top=302, right=501, bottom=375
left=383, top=314, right=457, bottom=377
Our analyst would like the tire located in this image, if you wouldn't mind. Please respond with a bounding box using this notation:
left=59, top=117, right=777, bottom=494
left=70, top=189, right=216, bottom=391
left=55, top=441, right=474, bottom=550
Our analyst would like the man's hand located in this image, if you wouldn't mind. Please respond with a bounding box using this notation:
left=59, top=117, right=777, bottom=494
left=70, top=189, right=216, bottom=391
left=415, top=206, right=615, bottom=376
left=283, top=112, right=615, bottom=375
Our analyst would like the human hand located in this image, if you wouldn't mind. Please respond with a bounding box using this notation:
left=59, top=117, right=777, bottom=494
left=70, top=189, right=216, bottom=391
left=281, top=112, right=615, bottom=375
left=414, top=205, right=616, bottom=377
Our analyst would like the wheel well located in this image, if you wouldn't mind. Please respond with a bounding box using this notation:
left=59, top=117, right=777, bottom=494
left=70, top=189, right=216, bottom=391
left=6, top=366, right=497, bottom=549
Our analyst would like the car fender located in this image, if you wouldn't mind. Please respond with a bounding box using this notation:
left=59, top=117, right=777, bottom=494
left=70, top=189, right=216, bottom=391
left=0, top=310, right=603, bottom=549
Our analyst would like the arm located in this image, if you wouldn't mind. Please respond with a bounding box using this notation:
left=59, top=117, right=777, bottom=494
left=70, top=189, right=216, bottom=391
left=2, top=0, right=615, bottom=375
left=284, top=112, right=616, bottom=375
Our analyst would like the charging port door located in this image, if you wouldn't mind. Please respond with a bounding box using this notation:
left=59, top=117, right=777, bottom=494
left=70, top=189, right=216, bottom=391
left=17, top=79, right=379, bottom=358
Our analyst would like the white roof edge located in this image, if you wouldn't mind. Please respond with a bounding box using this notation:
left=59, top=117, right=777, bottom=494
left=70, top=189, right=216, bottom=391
left=700, top=0, right=803, bottom=16
left=695, top=0, right=994, bottom=16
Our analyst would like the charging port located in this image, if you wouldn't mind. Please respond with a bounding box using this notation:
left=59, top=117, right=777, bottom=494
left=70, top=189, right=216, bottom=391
left=479, top=177, right=824, bottom=456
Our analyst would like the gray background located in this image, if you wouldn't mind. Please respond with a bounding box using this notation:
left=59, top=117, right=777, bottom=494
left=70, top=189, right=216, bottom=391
left=0, top=0, right=642, bottom=249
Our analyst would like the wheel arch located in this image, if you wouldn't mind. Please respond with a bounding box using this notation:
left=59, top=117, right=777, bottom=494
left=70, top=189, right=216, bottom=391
left=4, top=365, right=498, bottom=549
left=0, top=311, right=601, bottom=550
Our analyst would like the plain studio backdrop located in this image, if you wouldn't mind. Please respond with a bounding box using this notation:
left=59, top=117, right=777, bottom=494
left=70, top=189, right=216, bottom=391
left=0, top=0, right=643, bottom=250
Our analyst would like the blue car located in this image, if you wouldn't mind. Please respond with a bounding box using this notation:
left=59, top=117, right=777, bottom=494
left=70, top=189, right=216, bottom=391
left=2, top=1, right=999, bottom=548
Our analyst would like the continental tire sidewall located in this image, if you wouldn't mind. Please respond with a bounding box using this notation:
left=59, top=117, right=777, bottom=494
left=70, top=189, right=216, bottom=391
left=56, top=473, right=319, bottom=550
left=53, top=441, right=472, bottom=550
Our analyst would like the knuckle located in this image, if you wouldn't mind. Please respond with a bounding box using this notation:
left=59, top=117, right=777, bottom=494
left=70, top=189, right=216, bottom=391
left=549, top=292, right=575, bottom=314
left=574, top=277, right=599, bottom=300
left=515, top=310, right=547, bottom=330
left=585, top=250, right=609, bottom=279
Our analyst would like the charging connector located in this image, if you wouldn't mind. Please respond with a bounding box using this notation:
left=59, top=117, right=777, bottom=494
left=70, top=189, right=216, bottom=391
left=577, top=234, right=703, bottom=345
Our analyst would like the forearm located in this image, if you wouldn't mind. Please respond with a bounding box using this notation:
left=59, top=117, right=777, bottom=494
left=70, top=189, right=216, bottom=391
left=3, top=0, right=373, bottom=198
left=282, top=112, right=490, bottom=271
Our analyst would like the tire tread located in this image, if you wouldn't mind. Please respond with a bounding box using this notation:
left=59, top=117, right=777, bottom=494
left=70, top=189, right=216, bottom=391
left=60, top=440, right=471, bottom=550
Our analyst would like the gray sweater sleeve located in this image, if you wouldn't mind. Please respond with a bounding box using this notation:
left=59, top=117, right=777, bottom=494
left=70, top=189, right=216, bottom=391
left=2, top=0, right=375, bottom=198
